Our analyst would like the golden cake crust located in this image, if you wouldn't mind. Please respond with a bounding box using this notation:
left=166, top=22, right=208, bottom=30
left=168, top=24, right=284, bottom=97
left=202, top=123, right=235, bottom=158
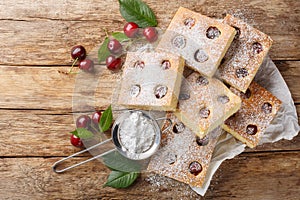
left=175, top=72, right=241, bottom=138
left=147, top=113, right=222, bottom=188
left=157, top=7, right=236, bottom=77
left=222, top=82, right=282, bottom=148
left=117, top=51, right=184, bottom=111
left=218, top=14, right=273, bottom=92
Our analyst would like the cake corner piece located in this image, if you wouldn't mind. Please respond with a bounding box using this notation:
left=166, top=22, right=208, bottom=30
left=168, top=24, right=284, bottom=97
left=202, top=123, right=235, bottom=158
left=174, top=72, right=242, bottom=138
left=223, top=82, right=282, bottom=148
left=147, top=113, right=223, bottom=188
left=156, top=7, right=236, bottom=78
left=219, top=14, right=273, bottom=93
left=117, top=51, right=185, bottom=111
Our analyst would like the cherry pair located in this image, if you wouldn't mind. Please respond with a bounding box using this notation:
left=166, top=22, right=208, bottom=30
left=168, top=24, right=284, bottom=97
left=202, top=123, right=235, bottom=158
left=70, top=111, right=102, bottom=147
left=124, top=22, right=158, bottom=42
left=71, top=45, right=94, bottom=73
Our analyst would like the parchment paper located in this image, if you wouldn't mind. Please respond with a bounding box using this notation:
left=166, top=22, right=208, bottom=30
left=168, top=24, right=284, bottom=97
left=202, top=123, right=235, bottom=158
left=192, top=57, right=300, bottom=196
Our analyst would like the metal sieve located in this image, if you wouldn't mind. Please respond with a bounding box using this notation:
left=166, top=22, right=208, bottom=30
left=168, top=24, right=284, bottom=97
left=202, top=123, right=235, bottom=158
left=52, top=110, right=171, bottom=173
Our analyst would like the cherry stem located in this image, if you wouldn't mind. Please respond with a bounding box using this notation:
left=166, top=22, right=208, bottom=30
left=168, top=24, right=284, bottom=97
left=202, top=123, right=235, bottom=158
left=68, top=71, right=79, bottom=75
left=103, top=28, right=109, bottom=38
left=69, top=57, right=79, bottom=74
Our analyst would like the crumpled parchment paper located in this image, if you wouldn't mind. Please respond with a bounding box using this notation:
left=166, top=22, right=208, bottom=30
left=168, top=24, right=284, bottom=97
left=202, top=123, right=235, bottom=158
left=192, top=57, right=300, bottom=196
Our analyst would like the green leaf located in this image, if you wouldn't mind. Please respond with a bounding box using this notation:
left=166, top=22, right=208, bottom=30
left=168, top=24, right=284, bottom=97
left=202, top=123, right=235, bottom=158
left=99, top=105, right=113, bottom=132
left=69, top=130, right=79, bottom=138
left=104, top=170, right=139, bottom=188
left=98, top=37, right=110, bottom=63
left=118, top=0, right=158, bottom=28
left=112, top=32, right=129, bottom=42
left=73, top=128, right=93, bottom=139
left=102, top=151, right=144, bottom=172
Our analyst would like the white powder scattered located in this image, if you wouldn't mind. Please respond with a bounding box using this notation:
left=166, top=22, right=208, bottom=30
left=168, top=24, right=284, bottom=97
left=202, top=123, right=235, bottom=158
left=119, top=111, right=156, bottom=155
left=144, top=173, right=201, bottom=199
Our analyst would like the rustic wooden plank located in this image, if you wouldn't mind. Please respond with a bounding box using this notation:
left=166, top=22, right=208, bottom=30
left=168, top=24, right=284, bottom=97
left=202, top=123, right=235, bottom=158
left=0, top=152, right=299, bottom=199
left=0, top=61, right=299, bottom=111
left=0, top=107, right=298, bottom=157
left=276, top=61, right=300, bottom=103
left=0, top=0, right=299, bottom=65
left=204, top=152, right=300, bottom=200
left=0, top=110, right=79, bottom=157
left=0, top=20, right=107, bottom=66
left=1, top=0, right=299, bottom=24
left=0, top=65, right=114, bottom=111
left=0, top=1, right=298, bottom=199
left=0, top=66, right=76, bottom=111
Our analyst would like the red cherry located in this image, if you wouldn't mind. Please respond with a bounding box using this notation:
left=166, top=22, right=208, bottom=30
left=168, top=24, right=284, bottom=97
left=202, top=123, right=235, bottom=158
left=143, top=27, right=158, bottom=43
left=76, top=115, right=91, bottom=128
left=79, top=59, right=94, bottom=73
left=124, top=22, right=139, bottom=38
left=92, top=111, right=102, bottom=124
left=107, top=39, right=123, bottom=55
left=106, top=55, right=122, bottom=71
left=71, top=45, right=86, bottom=61
left=70, top=134, right=83, bottom=147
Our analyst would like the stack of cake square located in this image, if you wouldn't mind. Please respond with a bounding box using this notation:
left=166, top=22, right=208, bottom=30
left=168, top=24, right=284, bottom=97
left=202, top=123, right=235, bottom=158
left=117, top=7, right=281, bottom=188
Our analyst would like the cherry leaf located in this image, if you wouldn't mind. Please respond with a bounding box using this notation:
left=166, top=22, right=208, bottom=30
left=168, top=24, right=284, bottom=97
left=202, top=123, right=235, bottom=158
left=112, top=32, right=129, bottom=42
left=118, top=0, right=158, bottom=28
left=69, top=130, right=79, bottom=138
left=104, top=170, right=139, bottom=188
left=73, top=128, right=93, bottom=139
left=98, top=37, right=110, bottom=63
left=99, top=105, right=113, bottom=132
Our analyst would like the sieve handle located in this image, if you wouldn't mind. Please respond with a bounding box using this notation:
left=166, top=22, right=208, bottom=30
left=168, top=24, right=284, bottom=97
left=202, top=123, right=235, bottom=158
left=52, top=138, right=114, bottom=173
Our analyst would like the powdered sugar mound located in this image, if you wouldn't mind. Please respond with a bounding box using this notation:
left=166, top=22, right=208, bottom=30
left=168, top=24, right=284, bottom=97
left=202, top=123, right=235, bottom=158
left=119, top=111, right=156, bottom=154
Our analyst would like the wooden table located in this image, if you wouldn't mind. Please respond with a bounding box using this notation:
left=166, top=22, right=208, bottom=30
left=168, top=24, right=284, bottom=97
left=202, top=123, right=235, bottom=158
left=0, top=0, right=299, bottom=199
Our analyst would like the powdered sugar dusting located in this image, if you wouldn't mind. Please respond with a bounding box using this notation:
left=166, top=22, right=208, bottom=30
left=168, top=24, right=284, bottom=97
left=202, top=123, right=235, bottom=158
left=156, top=7, right=236, bottom=77
left=147, top=113, right=222, bottom=188
left=174, top=72, right=241, bottom=138
left=226, top=8, right=255, bottom=25
left=118, top=51, right=184, bottom=111
left=143, top=173, right=201, bottom=199
left=217, top=14, right=273, bottom=92
left=223, top=82, right=282, bottom=147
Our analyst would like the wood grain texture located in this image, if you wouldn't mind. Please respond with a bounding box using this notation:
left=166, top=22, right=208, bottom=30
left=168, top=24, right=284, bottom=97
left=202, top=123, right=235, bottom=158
left=0, top=61, right=299, bottom=112
left=0, top=108, right=298, bottom=157
left=0, top=110, right=78, bottom=157
left=0, top=66, right=76, bottom=110
left=0, top=0, right=299, bottom=199
left=0, top=152, right=299, bottom=199
left=0, top=0, right=299, bottom=65
left=276, top=61, right=300, bottom=103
